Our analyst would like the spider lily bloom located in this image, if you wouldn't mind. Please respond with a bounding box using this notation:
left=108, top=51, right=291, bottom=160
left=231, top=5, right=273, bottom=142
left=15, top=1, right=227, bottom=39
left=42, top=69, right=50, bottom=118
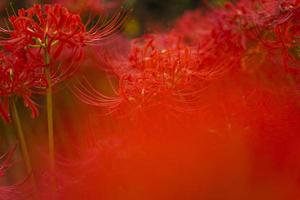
left=256, top=1, right=300, bottom=73
left=0, top=50, right=46, bottom=122
left=214, top=0, right=300, bottom=69
left=73, top=35, right=199, bottom=114
left=172, top=1, right=256, bottom=48
left=172, top=3, right=251, bottom=74
left=0, top=4, right=128, bottom=84
left=72, top=34, right=238, bottom=116
left=176, top=1, right=297, bottom=77
left=0, top=3, right=128, bottom=180
left=210, top=0, right=300, bottom=78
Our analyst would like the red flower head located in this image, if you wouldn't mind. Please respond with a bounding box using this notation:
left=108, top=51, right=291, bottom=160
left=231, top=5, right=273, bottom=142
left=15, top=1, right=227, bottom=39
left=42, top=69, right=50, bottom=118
left=2, top=4, right=127, bottom=53
left=0, top=4, right=127, bottom=122
left=0, top=4, right=128, bottom=84
left=0, top=49, right=46, bottom=122
left=256, top=0, right=300, bottom=73
left=173, top=0, right=300, bottom=78
left=207, top=0, right=300, bottom=77
left=72, top=35, right=199, bottom=115
left=72, top=33, right=240, bottom=116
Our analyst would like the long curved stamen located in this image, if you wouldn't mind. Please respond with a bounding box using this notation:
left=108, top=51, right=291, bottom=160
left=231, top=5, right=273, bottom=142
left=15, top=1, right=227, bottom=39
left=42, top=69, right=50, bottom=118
left=70, top=77, right=122, bottom=111
left=85, top=9, right=130, bottom=45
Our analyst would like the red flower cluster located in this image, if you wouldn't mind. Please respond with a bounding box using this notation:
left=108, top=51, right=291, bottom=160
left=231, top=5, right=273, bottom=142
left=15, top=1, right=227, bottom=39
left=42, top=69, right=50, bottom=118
left=2, top=1, right=300, bottom=199
left=0, top=4, right=127, bottom=122
left=74, top=19, right=243, bottom=116
left=74, top=35, right=205, bottom=114
left=6, top=4, right=86, bottom=58
left=0, top=50, right=45, bottom=122
left=32, top=1, right=300, bottom=199
left=172, top=0, right=300, bottom=82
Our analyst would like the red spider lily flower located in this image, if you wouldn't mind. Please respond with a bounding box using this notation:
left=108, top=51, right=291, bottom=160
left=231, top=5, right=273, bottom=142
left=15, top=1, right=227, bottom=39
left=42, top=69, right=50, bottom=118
left=0, top=4, right=128, bottom=84
left=204, top=0, right=300, bottom=77
left=72, top=35, right=200, bottom=115
left=177, top=0, right=287, bottom=48
left=218, top=0, right=300, bottom=70
left=175, top=0, right=300, bottom=78
left=172, top=2, right=253, bottom=48
left=0, top=49, right=46, bottom=122
left=254, top=1, right=300, bottom=74
left=72, top=33, right=241, bottom=116
left=172, top=2, right=251, bottom=72
left=1, top=3, right=128, bottom=51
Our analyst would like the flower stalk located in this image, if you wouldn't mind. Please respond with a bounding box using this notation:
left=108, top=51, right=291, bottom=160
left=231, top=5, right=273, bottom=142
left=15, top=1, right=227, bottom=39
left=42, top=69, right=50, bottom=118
left=11, top=100, right=38, bottom=200
left=11, top=100, right=32, bottom=174
left=44, top=47, right=55, bottom=171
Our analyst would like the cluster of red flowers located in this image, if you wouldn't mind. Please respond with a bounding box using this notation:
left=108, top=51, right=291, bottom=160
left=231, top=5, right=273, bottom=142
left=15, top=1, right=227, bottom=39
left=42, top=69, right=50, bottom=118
left=0, top=49, right=45, bottom=121
left=1, top=0, right=300, bottom=199
left=65, top=1, right=300, bottom=198
left=75, top=0, right=300, bottom=117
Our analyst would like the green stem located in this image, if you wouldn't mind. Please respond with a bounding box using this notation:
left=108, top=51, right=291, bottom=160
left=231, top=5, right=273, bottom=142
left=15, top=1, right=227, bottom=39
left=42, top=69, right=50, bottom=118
left=44, top=49, right=55, bottom=171
left=11, top=101, right=38, bottom=200
left=11, top=101, right=32, bottom=174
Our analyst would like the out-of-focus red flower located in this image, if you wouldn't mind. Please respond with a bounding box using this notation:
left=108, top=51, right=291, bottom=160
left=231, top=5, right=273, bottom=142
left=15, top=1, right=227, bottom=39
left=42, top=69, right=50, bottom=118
left=213, top=0, right=300, bottom=76
left=41, top=69, right=300, bottom=200
left=72, top=34, right=228, bottom=116
left=257, top=1, right=300, bottom=73
left=174, top=0, right=300, bottom=79
left=73, top=29, right=243, bottom=116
